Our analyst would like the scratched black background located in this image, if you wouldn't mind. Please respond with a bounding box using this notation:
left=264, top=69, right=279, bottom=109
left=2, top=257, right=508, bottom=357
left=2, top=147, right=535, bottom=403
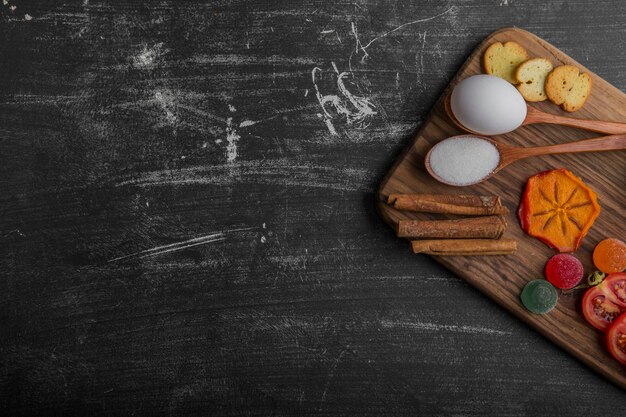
left=1, top=0, right=626, bottom=415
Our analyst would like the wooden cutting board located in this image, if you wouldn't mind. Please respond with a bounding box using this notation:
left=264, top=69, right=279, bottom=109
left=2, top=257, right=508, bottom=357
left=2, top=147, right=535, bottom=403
left=377, top=27, right=626, bottom=389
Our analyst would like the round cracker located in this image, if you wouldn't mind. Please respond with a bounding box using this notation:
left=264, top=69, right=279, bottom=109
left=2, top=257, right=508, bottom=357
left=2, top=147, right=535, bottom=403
left=515, top=58, right=553, bottom=102
left=483, top=41, right=529, bottom=84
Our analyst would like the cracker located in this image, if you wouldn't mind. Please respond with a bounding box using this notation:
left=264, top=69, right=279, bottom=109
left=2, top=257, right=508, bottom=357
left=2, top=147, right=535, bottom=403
left=545, top=65, right=592, bottom=112
left=515, top=58, right=553, bottom=102
left=483, top=41, right=529, bottom=84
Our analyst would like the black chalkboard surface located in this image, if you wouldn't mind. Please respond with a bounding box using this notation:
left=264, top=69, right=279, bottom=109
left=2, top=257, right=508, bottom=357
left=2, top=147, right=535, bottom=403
left=1, top=1, right=626, bottom=416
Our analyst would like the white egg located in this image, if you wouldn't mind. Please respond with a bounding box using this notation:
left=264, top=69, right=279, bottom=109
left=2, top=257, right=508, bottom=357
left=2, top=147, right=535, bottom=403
left=450, top=74, right=527, bottom=135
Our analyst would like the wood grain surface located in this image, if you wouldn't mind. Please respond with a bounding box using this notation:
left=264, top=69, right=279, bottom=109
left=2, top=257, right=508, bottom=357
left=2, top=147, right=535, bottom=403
left=2, top=1, right=626, bottom=416
left=378, top=27, right=626, bottom=389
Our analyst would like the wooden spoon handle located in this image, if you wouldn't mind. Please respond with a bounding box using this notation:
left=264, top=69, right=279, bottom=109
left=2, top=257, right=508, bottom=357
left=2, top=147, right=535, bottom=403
left=519, top=134, right=626, bottom=159
left=525, top=106, right=626, bottom=134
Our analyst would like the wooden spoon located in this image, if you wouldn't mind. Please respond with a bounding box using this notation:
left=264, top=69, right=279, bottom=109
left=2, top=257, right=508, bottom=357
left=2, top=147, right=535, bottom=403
left=444, top=94, right=626, bottom=135
left=425, top=134, right=626, bottom=186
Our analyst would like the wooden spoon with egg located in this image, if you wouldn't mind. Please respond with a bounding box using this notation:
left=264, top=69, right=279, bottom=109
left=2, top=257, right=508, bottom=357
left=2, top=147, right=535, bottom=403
left=444, top=94, right=626, bottom=135
left=446, top=75, right=626, bottom=135
left=425, top=134, right=626, bottom=186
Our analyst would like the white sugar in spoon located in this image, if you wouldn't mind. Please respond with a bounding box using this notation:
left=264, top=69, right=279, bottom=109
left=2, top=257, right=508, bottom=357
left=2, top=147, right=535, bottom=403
left=425, top=134, right=626, bottom=186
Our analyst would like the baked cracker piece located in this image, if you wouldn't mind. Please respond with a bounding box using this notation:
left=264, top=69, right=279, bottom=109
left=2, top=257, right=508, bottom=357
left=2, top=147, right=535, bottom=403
left=545, top=65, right=592, bottom=112
left=483, top=41, right=529, bottom=84
left=515, top=58, right=553, bottom=102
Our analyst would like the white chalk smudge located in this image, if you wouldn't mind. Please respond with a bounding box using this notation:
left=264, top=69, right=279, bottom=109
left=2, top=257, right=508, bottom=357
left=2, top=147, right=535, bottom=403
left=3, top=229, right=25, bottom=238
left=380, top=319, right=511, bottom=336
left=109, top=233, right=225, bottom=262
left=115, top=158, right=375, bottom=193
left=304, top=89, right=309, bottom=97
left=499, top=0, right=510, bottom=5
left=320, top=29, right=335, bottom=34
left=345, top=7, right=452, bottom=71
left=416, top=31, right=427, bottom=88
left=318, top=350, right=346, bottom=411
left=73, top=25, right=88, bottom=39
left=154, top=90, right=178, bottom=126
left=133, top=42, right=166, bottom=69
left=350, top=22, right=366, bottom=57
left=175, top=103, right=226, bottom=124
left=108, top=226, right=257, bottom=262
left=359, top=7, right=453, bottom=57
left=24, top=13, right=32, bottom=21
left=225, top=117, right=240, bottom=163
left=239, top=120, right=257, bottom=128
left=324, top=118, right=338, bottom=135
left=189, top=54, right=318, bottom=66
left=311, top=66, right=377, bottom=135
left=260, top=236, right=266, bottom=243
left=128, top=94, right=234, bottom=146
left=237, top=103, right=319, bottom=129
left=268, top=255, right=308, bottom=271
left=0, top=94, right=88, bottom=105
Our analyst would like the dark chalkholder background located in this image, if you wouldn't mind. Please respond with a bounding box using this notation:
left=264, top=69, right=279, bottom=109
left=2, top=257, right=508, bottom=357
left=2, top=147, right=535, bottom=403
left=1, top=1, right=626, bottom=415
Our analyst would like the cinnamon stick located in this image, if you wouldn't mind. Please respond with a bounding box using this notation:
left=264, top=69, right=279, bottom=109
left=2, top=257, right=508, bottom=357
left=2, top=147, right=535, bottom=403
left=411, top=239, right=517, bottom=255
left=397, top=216, right=506, bottom=239
left=387, top=194, right=507, bottom=215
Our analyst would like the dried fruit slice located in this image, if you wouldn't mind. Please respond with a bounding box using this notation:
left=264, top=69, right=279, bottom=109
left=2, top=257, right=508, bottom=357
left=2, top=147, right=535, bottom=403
left=517, top=169, right=601, bottom=252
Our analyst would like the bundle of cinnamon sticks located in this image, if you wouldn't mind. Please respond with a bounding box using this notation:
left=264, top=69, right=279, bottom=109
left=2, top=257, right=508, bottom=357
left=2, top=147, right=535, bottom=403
left=387, top=194, right=516, bottom=256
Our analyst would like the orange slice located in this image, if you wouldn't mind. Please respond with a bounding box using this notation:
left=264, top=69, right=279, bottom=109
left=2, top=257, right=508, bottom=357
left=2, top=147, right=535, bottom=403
left=517, top=169, right=601, bottom=252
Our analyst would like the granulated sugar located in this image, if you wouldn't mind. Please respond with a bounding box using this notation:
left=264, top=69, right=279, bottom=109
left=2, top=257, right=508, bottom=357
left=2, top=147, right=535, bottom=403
left=428, top=136, right=500, bottom=186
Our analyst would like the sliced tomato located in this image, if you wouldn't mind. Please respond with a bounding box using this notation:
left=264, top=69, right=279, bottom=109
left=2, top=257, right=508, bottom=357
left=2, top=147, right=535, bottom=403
left=582, top=273, right=626, bottom=331
left=606, top=313, right=626, bottom=365
left=607, top=272, right=626, bottom=305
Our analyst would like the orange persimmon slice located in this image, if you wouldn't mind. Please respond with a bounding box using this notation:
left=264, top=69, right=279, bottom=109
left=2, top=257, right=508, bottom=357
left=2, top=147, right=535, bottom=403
left=517, top=169, right=601, bottom=253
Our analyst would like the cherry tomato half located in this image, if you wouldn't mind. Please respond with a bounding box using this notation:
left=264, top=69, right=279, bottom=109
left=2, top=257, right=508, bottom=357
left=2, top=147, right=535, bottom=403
left=606, top=313, right=626, bottom=366
left=582, top=273, right=626, bottom=331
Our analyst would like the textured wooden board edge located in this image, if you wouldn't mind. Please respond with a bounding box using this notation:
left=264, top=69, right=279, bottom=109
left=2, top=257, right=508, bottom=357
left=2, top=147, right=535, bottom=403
left=375, top=27, right=626, bottom=390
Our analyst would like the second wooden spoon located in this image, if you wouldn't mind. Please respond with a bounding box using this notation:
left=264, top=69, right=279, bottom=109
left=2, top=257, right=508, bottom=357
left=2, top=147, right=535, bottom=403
left=425, top=133, right=626, bottom=186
